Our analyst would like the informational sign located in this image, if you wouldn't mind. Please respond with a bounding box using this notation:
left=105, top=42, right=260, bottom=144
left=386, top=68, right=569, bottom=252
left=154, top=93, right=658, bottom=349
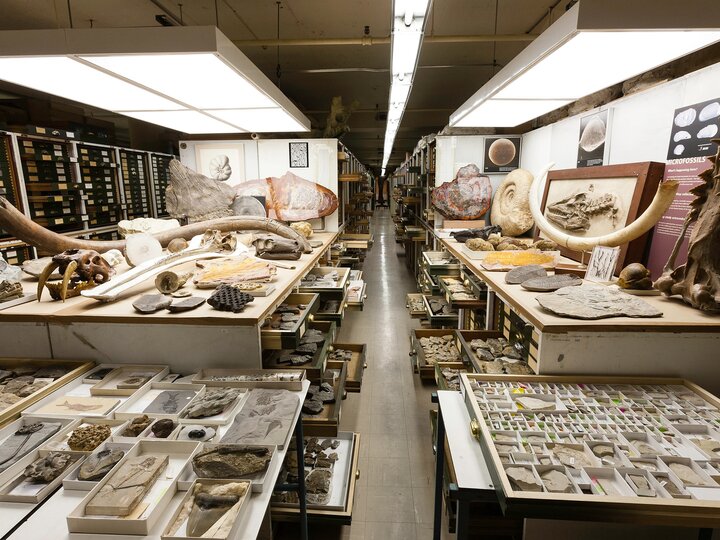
left=483, top=137, right=520, bottom=173
left=577, top=110, right=609, bottom=168
left=667, top=98, right=720, bottom=160
left=585, top=245, right=620, bottom=282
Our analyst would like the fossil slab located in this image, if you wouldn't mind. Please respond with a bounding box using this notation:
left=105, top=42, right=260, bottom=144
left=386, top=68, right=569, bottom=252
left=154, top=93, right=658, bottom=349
left=432, top=164, right=492, bottom=220
left=506, top=466, right=542, bottom=492
left=541, top=469, right=573, bottom=493
left=67, top=424, right=112, bottom=451
left=24, top=452, right=73, bottom=483
left=167, top=296, right=206, bottom=312
left=668, top=463, right=708, bottom=486
left=78, top=448, right=125, bottom=481
left=184, top=388, right=241, bottom=419
left=536, top=284, right=662, bottom=319
left=0, top=422, right=61, bottom=473
left=306, top=468, right=333, bottom=504
left=132, top=294, right=172, bottom=314
left=85, top=454, right=169, bottom=516
left=192, top=445, right=272, bottom=478
left=143, top=390, right=196, bottom=415
left=221, top=389, right=299, bottom=448
left=521, top=273, right=582, bottom=292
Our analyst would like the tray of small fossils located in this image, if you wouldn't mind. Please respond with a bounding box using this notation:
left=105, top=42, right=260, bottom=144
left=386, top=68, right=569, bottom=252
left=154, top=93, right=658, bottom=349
left=459, top=373, right=720, bottom=525
left=298, top=267, right=350, bottom=295
left=422, top=251, right=461, bottom=275
left=439, top=276, right=482, bottom=308
left=406, top=293, right=426, bottom=317
left=260, top=293, right=321, bottom=350
left=456, top=330, right=534, bottom=376
left=422, top=295, right=459, bottom=327
left=412, top=329, right=463, bottom=380
left=262, top=322, right=334, bottom=381
left=192, top=369, right=306, bottom=391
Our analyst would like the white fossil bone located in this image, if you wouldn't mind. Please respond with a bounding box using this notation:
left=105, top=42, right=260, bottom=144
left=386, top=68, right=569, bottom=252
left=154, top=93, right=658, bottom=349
left=529, top=163, right=679, bottom=252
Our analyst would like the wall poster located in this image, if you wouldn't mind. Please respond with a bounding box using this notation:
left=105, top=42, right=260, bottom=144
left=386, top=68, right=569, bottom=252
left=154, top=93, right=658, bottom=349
left=483, top=137, right=520, bottom=173
left=577, top=110, right=609, bottom=168
left=289, top=142, right=309, bottom=168
left=194, top=144, right=246, bottom=184
left=667, top=98, right=720, bottom=160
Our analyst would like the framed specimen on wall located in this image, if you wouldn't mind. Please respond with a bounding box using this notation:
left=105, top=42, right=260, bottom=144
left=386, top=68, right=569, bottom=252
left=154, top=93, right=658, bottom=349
left=194, top=144, right=246, bottom=184
left=289, top=142, right=309, bottom=168
left=535, top=162, right=666, bottom=270
left=483, top=136, right=520, bottom=173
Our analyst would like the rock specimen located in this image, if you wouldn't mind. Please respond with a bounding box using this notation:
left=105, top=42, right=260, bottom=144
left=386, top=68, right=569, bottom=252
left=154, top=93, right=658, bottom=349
left=78, top=448, right=125, bottom=481
left=86, top=454, right=169, bottom=516
left=121, top=415, right=153, bottom=437
left=627, top=473, right=655, bottom=497
left=536, top=284, right=662, bottom=319
left=505, top=265, right=547, bottom=285
left=118, top=217, right=180, bottom=237
left=151, top=419, right=176, bottom=438
left=143, top=390, right=196, bottom=415
left=428, top=297, right=454, bottom=316
left=194, top=256, right=276, bottom=288
left=67, top=424, right=112, bottom=451
left=631, top=440, right=659, bottom=457
left=491, top=169, right=535, bottom=236
left=618, top=263, right=653, bottom=290
left=432, top=164, right=492, bottom=220
left=506, top=466, right=542, bottom=492
left=192, top=445, right=272, bottom=478
left=552, top=446, right=592, bottom=469
left=419, top=335, right=460, bottom=365
left=579, top=116, right=607, bottom=153
left=167, top=481, right=249, bottom=538
left=207, top=285, right=255, bottom=313
left=166, top=160, right=236, bottom=222
left=0, top=280, right=23, bottom=303
left=184, top=388, right=241, bottom=419
left=178, top=426, right=216, bottom=442
left=466, top=238, right=494, bottom=252
left=24, top=452, right=73, bottom=482
left=516, top=396, right=554, bottom=411
left=451, top=225, right=503, bottom=243
left=668, top=463, right=707, bottom=486
left=328, top=349, right=353, bottom=362
left=541, top=469, right=573, bottom=493
left=221, top=389, right=299, bottom=448
left=132, top=294, right=172, bottom=314
left=290, top=221, right=313, bottom=238
left=521, top=273, right=582, bottom=292
left=302, top=397, right=324, bottom=415
left=305, top=468, right=333, bottom=504
left=468, top=337, right=533, bottom=375
left=235, top=172, right=339, bottom=221
left=488, top=138, right=517, bottom=166
left=0, top=422, right=61, bottom=472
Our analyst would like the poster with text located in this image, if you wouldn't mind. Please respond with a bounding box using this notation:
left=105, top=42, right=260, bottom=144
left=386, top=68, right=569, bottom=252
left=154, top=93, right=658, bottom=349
left=577, top=110, right=609, bottom=168
left=483, top=137, right=520, bottom=173
left=667, top=98, right=720, bottom=160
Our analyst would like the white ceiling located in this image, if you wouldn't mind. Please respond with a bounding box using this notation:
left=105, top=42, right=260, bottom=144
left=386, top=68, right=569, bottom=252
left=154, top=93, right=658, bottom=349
left=0, top=0, right=571, bottom=172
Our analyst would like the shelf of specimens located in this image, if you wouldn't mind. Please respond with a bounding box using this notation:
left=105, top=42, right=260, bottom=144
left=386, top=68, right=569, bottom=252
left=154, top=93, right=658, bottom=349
left=460, top=374, right=720, bottom=525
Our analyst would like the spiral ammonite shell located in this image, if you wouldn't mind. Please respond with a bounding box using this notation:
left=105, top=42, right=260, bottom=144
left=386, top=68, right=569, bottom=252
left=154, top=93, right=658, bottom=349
left=490, top=168, right=534, bottom=236
left=209, top=154, right=232, bottom=181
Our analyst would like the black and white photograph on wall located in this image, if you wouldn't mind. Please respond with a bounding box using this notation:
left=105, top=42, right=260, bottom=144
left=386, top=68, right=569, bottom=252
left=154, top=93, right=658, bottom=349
left=577, top=110, right=609, bottom=168
left=289, top=142, right=309, bottom=168
left=667, top=97, right=720, bottom=160
left=483, top=137, right=520, bottom=173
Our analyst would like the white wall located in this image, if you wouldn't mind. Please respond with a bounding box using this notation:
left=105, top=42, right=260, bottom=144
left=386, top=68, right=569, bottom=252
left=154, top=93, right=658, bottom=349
left=520, top=62, right=720, bottom=201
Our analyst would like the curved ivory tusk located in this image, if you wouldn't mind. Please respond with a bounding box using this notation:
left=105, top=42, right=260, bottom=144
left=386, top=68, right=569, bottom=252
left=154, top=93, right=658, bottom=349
left=529, top=163, right=680, bottom=252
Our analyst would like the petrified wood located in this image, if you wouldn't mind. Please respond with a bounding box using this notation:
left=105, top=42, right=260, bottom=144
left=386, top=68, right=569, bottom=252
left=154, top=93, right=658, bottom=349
left=536, top=284, right=662, bottom=319
left=85, top=454, right=169, bottom=516
left=432, top=164, right=492, bottom=220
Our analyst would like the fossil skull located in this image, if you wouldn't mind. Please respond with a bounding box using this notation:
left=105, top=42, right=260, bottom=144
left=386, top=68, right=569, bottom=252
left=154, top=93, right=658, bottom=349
left=38, top=249, right=115, bottom=302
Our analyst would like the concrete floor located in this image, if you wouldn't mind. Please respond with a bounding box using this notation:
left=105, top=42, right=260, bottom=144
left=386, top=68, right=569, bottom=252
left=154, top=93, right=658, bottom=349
left=277, top=208, right=446, bottom=539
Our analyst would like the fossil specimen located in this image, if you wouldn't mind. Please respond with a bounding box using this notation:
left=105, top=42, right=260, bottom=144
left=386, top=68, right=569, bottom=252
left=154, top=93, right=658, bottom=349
left=674, top=131, right=691, bottom=142
left=520, top=273, right=582, bottom=292
left=0, top=422, right=61, bottom=472
left=24, top=452, right=73, bottom=483
left=306, top=468, right=333, bottom=504
left=167, top=296, right=206, bottom=312
left=466, top=238, right=494, bottom=251
left=488, top=138, right=516, bottom=166
left=490, top=169, right=534, bottom=236
left=221, top=389, right=299, bottom=448
left=674, top=108, right=697, bottom=127
left=545, top=187, right=619, bottom=232
left=290, top=221, right=313, bottom=238
left=37, top=248, right=116, bottom=302
left=432, top=164, right=492, bottom=220
left=85, top=454, right=169, bottom=516
left=579, top=116, right=607, bottom=153
left=78, top=448, right=125, bottom=481
left=209, top=155, right=232, bottom=181
left=194, top=256, right=276, bottom=288
left=0, top=280, right=23, bottom=303
left=118, top=217, right=180, bottom=237
left=419, top=335, right=460, bottom=364
left=150, top=419, right=176, bottom=438
left=552, top=446, right=592, bottom=469
left=536, top=284, right=662, bottom=319
left=618, top=263, right=653, bottom=290
left=253, top=233, right=304, bottom=260
left=192, top=446, right=272, bottom=478
left=699, top=102, right=720, bottom=122
left=541, top=469, right=573, bottom=493
left=668, top=463, right=707, bottom=486
left=506, top=467, right=542, bottom=492
left=155, top=270, right=191, bottom=294
left=67, top=424, right=112, bottom=451
left=168, top=481, right=249, bottom=538
left=132, top=294, right=173, bottom=314
left=698, top=124, right=719, bottom=139
left=450, top=225, right=502, bottom=243
left=516, top=396, right=554, bottom=411
left=207, top=285, right=255, bottom=313
left=37, top=396, right=119, bottom=415
left=121, top=415, right=153, bottom=437
left=655, top=142, right=720, bottom=311
left=505, top=265, right=547, bottom=285
left=143, top=390, right=196, bottom=415
left=184, top=388, right=241, bottom=419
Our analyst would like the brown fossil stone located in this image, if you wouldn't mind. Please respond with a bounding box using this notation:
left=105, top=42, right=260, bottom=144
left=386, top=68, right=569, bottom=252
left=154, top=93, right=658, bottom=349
left=67, top=424, right=112, bottom=451
left=192, top=445, right=272, bottom=478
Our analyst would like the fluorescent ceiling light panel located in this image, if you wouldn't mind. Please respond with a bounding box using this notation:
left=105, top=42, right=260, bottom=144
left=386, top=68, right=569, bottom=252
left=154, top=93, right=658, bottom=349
left=391, top=31, right=422, bottom=77
left=389, top=80, right=412, bottom=106
left=123, top=110, right=240, bottom=134
left=394, top=0, right=431, bottom=20
left=450, top=0, right=720, bottom=128
left=209, top=108, right=307, bottom=132
left=0, top=56, right=180, bottom=111
left=454, top=99, right=572, bottom=128
left=82, top=53, right=278, bottom=110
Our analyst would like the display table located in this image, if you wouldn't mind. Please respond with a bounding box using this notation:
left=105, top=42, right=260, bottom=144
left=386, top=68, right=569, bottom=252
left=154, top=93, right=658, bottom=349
left=0, top=380, right=311, bottom=540
left=438, top=237, right=720, bottom=394
left=0, top=233, right=338, bottom=371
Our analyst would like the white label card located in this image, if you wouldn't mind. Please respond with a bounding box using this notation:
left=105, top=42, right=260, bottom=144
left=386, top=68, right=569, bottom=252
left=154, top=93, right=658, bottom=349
left=585, top=246, right=621, bottom=283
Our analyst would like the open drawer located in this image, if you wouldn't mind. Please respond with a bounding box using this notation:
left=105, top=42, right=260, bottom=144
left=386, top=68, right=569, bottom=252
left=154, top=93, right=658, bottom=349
left=298, top=267, right=350, bottom=298
left=345, top=279, right=366, bottom=311
left=262, top=321, right=336, bottom=381
left=406, top=293, right=426, bottom=318
left=422, top=250, right=461, bottom=275
left=272, top=431, right=360, bottom=525
left=411, top=329, right=464, bottom=381
left=261, top=293, right=320, bottom=350
left=438, top=276, right=484, bottom=309
left=434, top=361, right=469, bottom=391
left=341, top=233, right=373, bottom=249
left=457, top=329, right=535, bottom=375
left=314, top=289, right=349, bottom=326
left=303, top=362, right=347, bottom=437
left=422, top=294, right=458, bottom=328
left=327, top=343, right=366, bottom=392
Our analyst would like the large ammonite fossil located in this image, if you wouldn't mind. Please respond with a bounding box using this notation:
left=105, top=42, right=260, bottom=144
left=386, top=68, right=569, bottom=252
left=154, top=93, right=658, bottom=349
left=490, top=169, right=534, bottom=236
left=208, top=155, right=232, bottom=181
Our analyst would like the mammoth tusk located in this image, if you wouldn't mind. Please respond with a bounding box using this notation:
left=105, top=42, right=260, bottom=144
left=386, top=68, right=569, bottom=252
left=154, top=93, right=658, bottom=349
left=0, top=196, right=312, bottom=255
left=529, top=163, right=679, bottom=252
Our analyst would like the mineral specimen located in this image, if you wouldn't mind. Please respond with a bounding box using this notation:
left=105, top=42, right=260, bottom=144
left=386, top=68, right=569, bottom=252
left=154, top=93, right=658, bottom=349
left=151, top=419, right=176, bottom=438
left=432, top=164, right=492, bottom=220
left=520, top=273, right=582, bottom=292
left=0, top=256, right=22, bottom=283
left=192, top=445, right=272, bottom=478
left=67, top=424, right=112, bottom=451
left=184, top=388, right=241, bottom=419
left=24, top=452, right=73, bottom=483
left=121, top=415, right=153, bottom=437
left=490, top=169, right=535, bottom=236
left=536, top=284, right=662, bottom=319
left=78, top=448, right=125, bottom=481
left=178, top=426, right=216, bottom=442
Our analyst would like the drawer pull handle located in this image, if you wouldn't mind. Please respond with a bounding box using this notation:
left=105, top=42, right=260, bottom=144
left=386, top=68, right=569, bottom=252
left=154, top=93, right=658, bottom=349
left=470, top=419, right=480, bottom=440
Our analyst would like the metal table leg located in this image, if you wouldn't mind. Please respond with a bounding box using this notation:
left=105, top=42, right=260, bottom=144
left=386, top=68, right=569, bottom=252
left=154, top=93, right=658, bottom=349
left=295, top=416, right=308, bottom=540
left=432, top=392, right=444, bottom=540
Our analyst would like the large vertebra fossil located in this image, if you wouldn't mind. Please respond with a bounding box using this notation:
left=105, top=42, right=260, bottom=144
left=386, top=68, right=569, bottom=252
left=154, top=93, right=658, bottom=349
left=529, top=163, right=679, bottom=252
left=654, top=141, right=720, bottom=312
left=545, top=187, right=619, bottom=232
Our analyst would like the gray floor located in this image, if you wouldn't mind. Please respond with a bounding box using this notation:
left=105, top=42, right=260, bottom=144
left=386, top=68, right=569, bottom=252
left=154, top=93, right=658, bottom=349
left=277, top=208, right=445, bottom=539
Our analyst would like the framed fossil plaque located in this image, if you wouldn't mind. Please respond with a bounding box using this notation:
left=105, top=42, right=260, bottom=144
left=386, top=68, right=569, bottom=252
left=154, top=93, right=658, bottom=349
left=535, top=162, right=665, bottom=270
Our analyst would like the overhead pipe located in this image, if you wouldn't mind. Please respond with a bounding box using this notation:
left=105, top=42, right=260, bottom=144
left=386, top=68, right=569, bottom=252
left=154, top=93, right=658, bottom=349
left=232, top=34, right=536, bottom=47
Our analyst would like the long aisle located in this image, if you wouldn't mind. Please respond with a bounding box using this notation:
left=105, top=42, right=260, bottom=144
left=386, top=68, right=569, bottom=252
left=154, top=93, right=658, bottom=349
left=279, top=208, right=443, bottom=540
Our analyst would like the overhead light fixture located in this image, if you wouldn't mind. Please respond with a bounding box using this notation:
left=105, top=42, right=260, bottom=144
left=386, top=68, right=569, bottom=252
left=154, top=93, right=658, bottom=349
left=450, top=0, right=720, bottom=128
left=0, top=26, right=311, bottom=134
left=382, top=0, right=433, bottom=170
